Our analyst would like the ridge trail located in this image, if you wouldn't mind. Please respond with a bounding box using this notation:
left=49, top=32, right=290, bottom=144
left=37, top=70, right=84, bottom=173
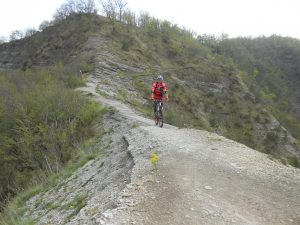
left=79, top=76, right=300, bottom=225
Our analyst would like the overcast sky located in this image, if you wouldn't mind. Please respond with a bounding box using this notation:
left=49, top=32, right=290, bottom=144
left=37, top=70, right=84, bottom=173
left=1, top=0, right=300, bottom=41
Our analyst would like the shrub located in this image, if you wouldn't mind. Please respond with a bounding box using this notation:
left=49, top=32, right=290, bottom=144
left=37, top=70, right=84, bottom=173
left=0, top=65, right=105, bottom=209
left=78, top=101, right=104, bottom=126
left=288, top=156, right=300, bottom=168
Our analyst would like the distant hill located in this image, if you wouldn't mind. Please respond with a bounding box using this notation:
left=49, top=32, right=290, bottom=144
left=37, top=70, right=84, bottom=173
left=217, top=36, right=300, bottom=140
left=0, top=13, right=102, bottom=70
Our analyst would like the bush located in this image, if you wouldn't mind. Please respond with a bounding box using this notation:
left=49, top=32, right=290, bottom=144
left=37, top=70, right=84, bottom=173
left=121, top=35, right=135, bottom=51
left=0, top=64, right=104, bottom=208
left=288, top=156, right=300, bottom=168
left=79, top=101, right=106, bottom=126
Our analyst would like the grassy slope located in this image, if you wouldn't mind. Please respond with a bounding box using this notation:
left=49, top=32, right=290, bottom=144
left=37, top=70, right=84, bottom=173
left=217, top=36, right=300, bottom=140
left=0, top=13, right=109, bottom=222
left=0, top=13, right=102, bottom=70
left=92, top=20, right=299, bottom=165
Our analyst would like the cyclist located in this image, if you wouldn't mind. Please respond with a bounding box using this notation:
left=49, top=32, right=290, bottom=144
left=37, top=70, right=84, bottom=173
left=151, top=75, right=169, bottom=114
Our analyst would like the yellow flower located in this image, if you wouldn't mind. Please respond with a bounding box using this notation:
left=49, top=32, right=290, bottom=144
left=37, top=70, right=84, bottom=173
left=150, top=152, right=159, bottom=170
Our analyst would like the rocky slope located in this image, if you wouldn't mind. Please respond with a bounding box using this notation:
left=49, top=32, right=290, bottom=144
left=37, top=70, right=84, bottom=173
left=23, top=74, right=300, bottom=225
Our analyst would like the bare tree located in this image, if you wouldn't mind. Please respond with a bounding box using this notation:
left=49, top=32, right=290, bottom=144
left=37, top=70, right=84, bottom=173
left=77, top=0, right=97, bottom=13
left=9, top=30, right=24, bottom=41
left=54, top=0, right=97, bottom=22
left=99, top=0, right=117, bottom=21
left=25, top=28, right=38, bottom=38
left=0, top=36, right=7, bottom=44
left=122, top=9, right=137, bottom=26
left=138, top=11, right=151, bottom=28
left=114, top=0, right=127, bottom=21
left=53, top=1, right=75, bottom=22
left=39, top=20, right=53, bottom=31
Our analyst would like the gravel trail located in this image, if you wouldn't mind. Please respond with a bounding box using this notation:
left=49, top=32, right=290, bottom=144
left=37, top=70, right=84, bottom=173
left=78, top=78, right=300, bottom=225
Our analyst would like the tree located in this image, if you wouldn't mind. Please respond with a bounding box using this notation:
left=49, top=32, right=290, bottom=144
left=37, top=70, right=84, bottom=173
left=9, top=30, right=24, bottom=41
left=99, top=0, right=117, bottom=21
left=99, top=0, right=127, bottom=22
left=39, top=20, right=53, bottom=31
left=114, top=0, right=127, bottom=21
left=122, top=9, right=137, bottom=26
left=54, top=0, right=97, bottom=22
left=76, top=0, right=97, bottom=13
left=25, top=28, right=38, bottom=38
left=54, top=1, right=75, bottom=22
left=0, top=36, right=6, bottom=44
left=138, top=11, right=151, bottom=28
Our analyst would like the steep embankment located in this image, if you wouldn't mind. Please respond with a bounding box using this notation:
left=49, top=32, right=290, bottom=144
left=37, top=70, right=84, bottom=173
left=23, top=74, right=300, bottom=225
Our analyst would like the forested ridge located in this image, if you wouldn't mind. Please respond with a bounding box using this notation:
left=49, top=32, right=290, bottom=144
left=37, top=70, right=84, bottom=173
left=217, top=36, right=300, bottom=139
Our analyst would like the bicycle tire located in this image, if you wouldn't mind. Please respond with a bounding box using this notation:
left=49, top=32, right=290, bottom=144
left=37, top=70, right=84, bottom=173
left=155, top=116, right=159, bottom=125
left=158, top=111, right=163, bottom=128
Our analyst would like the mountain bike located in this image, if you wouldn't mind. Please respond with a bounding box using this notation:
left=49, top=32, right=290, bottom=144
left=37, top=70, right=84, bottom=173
left=154, top=100, right=164, bottom=128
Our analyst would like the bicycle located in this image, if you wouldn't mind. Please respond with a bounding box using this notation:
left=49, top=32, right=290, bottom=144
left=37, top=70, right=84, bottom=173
left=154, top=100, right=164, bottom=128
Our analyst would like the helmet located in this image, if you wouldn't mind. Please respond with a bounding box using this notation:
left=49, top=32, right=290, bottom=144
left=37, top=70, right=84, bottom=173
left=157, top=75, right=163, bottom=81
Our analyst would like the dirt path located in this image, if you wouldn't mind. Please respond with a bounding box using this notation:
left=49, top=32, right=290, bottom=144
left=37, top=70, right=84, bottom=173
left=79, top=78, right=300, bottom=225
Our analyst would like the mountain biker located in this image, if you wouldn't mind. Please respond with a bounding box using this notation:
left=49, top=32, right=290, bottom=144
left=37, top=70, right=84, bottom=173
left=151, top=75, right=169, bottom=114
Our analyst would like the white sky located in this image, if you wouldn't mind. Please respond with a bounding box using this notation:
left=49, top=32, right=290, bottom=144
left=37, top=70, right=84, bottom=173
left=1, top=0, right=300, bottom=40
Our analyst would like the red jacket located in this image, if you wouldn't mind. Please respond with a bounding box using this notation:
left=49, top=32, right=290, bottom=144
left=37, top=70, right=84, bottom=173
left=152, top=82, right=167, bottom=100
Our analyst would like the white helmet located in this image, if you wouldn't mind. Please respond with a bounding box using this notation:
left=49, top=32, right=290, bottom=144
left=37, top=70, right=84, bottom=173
left=157, top=75, right=163, bottom=81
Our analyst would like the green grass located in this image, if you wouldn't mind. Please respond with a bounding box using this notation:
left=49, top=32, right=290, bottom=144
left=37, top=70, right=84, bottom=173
left=44, top=202, right=60, bottom=211
left=0, top=205, right=36, bottom=225
left=288, top=156, right=300, bottom=168
left=0, top=104, right=109, bottom=225
left=131, top=122, right=140, bottom=128
left=96, top=84, right=110, bottom=97
left=0, top=186, right=42, bottom=224
left=0, top=148, right=104, bottom=225
left=15, top=186, right=44, bottom=208
left=64, top=193, right=88, bottom=222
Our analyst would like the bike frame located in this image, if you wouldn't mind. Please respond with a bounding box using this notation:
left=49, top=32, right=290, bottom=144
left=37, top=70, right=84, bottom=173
left=154, top=100, right=164, bottom=127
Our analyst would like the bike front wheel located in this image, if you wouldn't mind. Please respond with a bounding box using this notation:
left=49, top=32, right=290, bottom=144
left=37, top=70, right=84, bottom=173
left=155, top=116, right=159, bottom=126
left=158, top=112, right=163, bottom=128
